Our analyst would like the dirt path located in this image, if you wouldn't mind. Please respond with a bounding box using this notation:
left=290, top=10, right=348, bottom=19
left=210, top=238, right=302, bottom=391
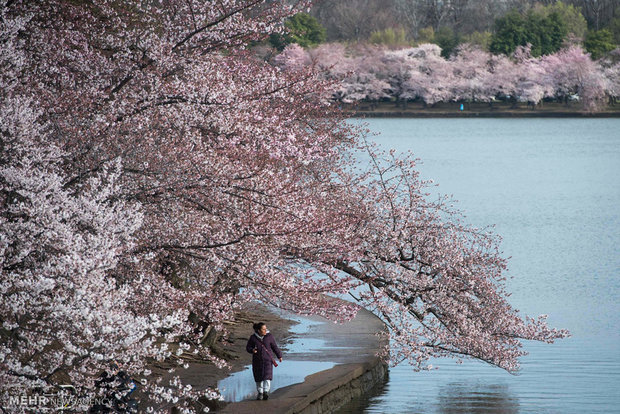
left=146, top=303, right=297, bottom=412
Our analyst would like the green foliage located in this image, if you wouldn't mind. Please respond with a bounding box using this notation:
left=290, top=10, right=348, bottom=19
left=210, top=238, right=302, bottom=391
left=530, top=11, right=568, bottom=56
left=269, top=13, right=326, bottom=51
left=417, top=27, right=435, bottom=44
left=490, top=9, right=568, bottom=57
left=369, top=27, right=409, bottom=47
left=434, top=27, right=460, bottom=58
left=534, top=1, right=587, bottom=40
left=268, top=33, right=286, bottom=51
left=462, top=31, right=493, bottom=51
left=286, top=13, right=326, bottom=47
left=413, top=26, right=461, bottom=58
left=489, top=10, right=528, bottom=56
left=584, top=29, right=616, bottom=60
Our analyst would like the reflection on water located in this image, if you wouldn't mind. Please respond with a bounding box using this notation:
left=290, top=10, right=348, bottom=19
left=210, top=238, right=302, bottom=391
left=336, top=338, right=620, bottom=414
left=217, top=315, right=341, bottom=402
left=337, top=377, right=519, bottom=414
left=340, top=118, right=620, bottom=413
left=437, top=383, right=519, bottom=414
left=217, top=360, right=336, bottom=402
left=332, top=370, right=389, bottom=414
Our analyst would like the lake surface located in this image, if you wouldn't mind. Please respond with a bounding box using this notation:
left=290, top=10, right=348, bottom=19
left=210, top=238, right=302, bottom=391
left=337, top=118, right=620, bottom=414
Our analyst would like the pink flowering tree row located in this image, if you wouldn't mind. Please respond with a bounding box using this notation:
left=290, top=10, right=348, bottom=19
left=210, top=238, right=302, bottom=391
left=276, top=42, right=619, bottom=111
left=2, top=1, right=568, bottom=412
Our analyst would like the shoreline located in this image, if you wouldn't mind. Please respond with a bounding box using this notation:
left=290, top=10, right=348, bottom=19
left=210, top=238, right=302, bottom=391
left=148, top=300, right=388, bottom=414
left=218, top=305, right=388, bottom=414
left=347, top=110, right=620, bottom=118
left=149, top=303, right=297, bottom=412
left=343, top=101, right=620, bottom=118
left=155, top=300, right=388, bottom=413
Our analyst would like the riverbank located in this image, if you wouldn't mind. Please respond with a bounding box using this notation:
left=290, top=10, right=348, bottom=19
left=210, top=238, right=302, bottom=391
left=148, top=302, right=297, bottom=412
left=344, top=101, right=620, bottom=117
left=152, top=300, right=388, bottom=413
left=218, top=305, right=388, bottom=414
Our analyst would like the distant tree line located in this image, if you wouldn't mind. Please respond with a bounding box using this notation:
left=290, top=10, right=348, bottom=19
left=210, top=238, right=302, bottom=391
left=311, top=0, right=618, bottom=41
left=275, top=42, right=620, bottom=111
left=273, top=0, right=619, bottom=59
left=263, top=1, right=620, bottom=112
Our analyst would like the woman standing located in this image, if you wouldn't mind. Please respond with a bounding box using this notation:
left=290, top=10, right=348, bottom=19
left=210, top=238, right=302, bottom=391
left=246, top=322, right=283, bottom=400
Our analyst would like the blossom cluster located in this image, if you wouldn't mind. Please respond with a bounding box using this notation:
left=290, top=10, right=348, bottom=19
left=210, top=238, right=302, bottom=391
left=276, top=42, right=620, bottom=111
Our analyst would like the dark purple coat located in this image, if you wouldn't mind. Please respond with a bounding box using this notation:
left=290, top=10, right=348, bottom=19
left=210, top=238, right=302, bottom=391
left=246, top=332, right=282, bottom=382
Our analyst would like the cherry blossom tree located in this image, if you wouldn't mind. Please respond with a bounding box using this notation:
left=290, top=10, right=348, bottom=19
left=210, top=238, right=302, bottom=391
left=332, top=146, right=568, bottom=371
left=307, top=43, right=393, bottom=103
left=540, top=46, right=607, bottom=111
left=1, top=96, right=146, bottom=397
left=342, top=44, right=393, bottom=102
left=2, top=1, right=569, bottom=412
left=1, top=9, right=226, bottom=411
left=512, top=50, right=550, bottom=107
left=401, top=44, right=456, bottom=105
left=483, top=53, right=519, bottom=103
left=601, top=50, right=620, bottom=103
left=449, top=45, right=497, bottom=103
left=274, top=43, right=310, bottom=71
left=278, top=39, right=613, bottom=111
left=379, top=49, right=415, bottom=102
left=307, top=42, right=354, bottom=100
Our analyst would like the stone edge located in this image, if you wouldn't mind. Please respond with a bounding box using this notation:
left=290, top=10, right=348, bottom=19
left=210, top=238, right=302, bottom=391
left=283, top=358, right=388, bottom=414
left=217, top=304, right=389, bottom=414
left=217, top=357, right=387, bottom=414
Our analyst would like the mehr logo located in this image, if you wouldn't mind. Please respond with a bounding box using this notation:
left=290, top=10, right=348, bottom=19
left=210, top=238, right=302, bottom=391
left=7, top=385, right=110, bottom=412
left=8, top=394, right=51, bottom=408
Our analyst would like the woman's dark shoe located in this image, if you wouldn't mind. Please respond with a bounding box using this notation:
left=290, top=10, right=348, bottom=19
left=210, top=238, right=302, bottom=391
left=263, top=393, right=269, bottom=400
left=256, top=393, right=263, bottom=400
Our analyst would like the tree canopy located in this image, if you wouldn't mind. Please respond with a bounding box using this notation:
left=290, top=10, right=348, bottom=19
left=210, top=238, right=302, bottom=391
left=490, top=9, right=569, bottom=57
left=585, top=29, right=617, bottom=60
left=270, top=12, right=326, bottom=50
left=534, top=1, right=587, bottom=40
left=276, top=42, right=614, bottom=110
left=309, top=1, right=617, bottom=59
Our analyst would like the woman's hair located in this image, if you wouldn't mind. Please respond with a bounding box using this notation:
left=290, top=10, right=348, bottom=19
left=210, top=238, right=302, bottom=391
left=253, top=322, right=266, bottom=333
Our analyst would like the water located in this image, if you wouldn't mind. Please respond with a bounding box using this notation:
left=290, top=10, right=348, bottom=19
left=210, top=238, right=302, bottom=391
left=217, top=359, right=335, bottom=402
left=217, top=315, right=337, bottom=402
left=338, top=118, right=620, bottom=414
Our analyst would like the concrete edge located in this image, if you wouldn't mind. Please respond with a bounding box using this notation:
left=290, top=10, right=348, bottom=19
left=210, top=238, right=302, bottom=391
left=283, top=358, right=388, bottom=414
left=218, top=358, right=387, bottom=414
left=217, top=304, right=389, bottom=414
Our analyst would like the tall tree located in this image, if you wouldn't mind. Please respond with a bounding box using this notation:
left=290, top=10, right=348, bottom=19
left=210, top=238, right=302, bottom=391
left=269, top=12, right=326, bottom=50
left=421, top=0, right=455, bottom=30
left=534, top=1, right=588, bottom=40
left=394, top=0, right=425, bottom=38
left=541, top=45, right=607, bottom=110
left=490, top=8, right=568, bottom=56
left=566, top=0, right=619, bottom=30
left=584, top=28, right=617, bottom=59
left=490, top=10, right=530, bottom=55
left=312, top=0, right=399, bottom=41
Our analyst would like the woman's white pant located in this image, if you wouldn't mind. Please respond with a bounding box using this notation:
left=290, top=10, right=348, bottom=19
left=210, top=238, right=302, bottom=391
left=256, top=380, right=271, bottom=393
